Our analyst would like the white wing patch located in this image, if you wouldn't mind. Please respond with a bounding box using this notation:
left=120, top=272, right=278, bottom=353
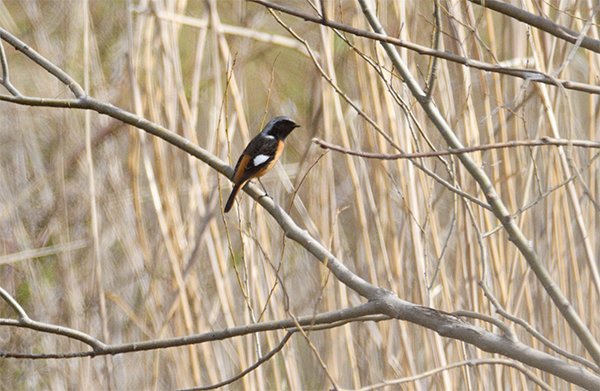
left=253, top=154, right=270, bottom=167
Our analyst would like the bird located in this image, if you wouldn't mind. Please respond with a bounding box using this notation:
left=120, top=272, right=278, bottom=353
left=224, top=116, right=300, bottom=213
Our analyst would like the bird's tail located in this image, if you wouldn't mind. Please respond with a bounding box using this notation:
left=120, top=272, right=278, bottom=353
left=224, top=182, right=243, bottom=213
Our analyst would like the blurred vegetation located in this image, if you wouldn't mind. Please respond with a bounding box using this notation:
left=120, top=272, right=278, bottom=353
left=0, top=0, right=598, bottom=390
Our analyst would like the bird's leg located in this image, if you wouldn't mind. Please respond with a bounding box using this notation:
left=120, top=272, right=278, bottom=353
left=257, top=179, right=271, bottom=200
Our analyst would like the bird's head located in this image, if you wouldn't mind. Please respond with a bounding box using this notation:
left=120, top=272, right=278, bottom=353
left=263, top=116, right=300, bottom=140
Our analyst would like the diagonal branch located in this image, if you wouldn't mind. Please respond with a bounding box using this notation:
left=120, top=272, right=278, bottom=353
left=468, top=0, right=600, bottom=53
left=0, top=29, right=85, bottom=98
left=178, top=332, right=292, bottom=391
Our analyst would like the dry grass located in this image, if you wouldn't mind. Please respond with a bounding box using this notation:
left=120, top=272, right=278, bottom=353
left=0, top=0, right=598, bottom=390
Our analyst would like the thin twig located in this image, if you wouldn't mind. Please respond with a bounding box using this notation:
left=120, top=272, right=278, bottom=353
left=314, top=137, right=600, bottom=160
left=0, top=287, right=106, bottom=350
left=0, top=286, right=29, bottom=319
left=453, top=310, right=516, bottom=341
left=483, top=152, right=600, bottom=238
left=479, top=282, right=600, bottom=373
left=287, top=310, right=340, bottom=390
left=0, top=40, right=20, bottom=96
left=344, top=358, right=553, bottom=391
left=178, top=332, right=294, bottom=391
left=424, top=0, right=441, bottom=101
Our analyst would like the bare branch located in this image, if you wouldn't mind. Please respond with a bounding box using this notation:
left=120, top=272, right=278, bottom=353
left=382, top=298, right=599, bottom=389
left=178, top=332, right=294, bottom=391
left=313, top=137, right=600, bottom=160
left=468, top=0, right=600, bottom=53
left=246, top=0, right=600, bottom=95
left=0, top=303, right=380, bottom=359
left=0, top=287, right=106, bottom=350
left=0, top=40, right=20, bottom=96
left=0, top=286, right=29, bottom=319
left=0, top=93, right=84, bottom=107
left=345, top=358, right=553, bottom=391
left=0, top=27, right=85, bottom=98
left=479, top=283, right=600, bottom=374
left=453, top=310, right=516, bottom=341
left=424, top=0, right=441, bottom=101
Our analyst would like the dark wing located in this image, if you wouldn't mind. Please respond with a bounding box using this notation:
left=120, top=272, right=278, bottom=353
left=231, top=135, right=279, bottom=184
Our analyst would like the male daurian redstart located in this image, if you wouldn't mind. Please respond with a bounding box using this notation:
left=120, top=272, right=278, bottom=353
left=224, top=116, right=300, bottom=213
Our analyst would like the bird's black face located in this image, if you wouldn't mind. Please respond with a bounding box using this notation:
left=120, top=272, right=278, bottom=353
left=264, top=116, right=300, bottom=140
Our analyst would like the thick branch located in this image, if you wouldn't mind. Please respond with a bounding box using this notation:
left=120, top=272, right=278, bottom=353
left=378, top=295, right=600, bottom=390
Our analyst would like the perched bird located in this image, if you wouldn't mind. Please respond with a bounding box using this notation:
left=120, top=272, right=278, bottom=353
left=224, top=116, right=299, bottom=213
